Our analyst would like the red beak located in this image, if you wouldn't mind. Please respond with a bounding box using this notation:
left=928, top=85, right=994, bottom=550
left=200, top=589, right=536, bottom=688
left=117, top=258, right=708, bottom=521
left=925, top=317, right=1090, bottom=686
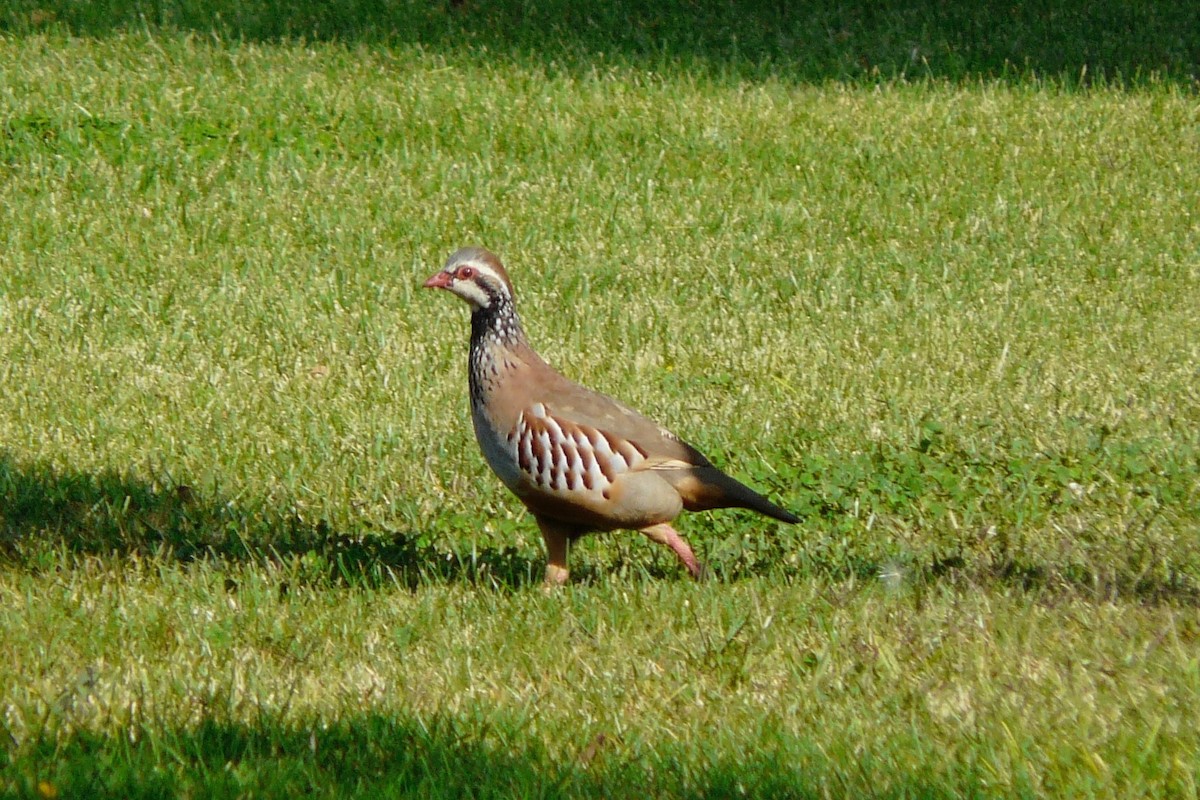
left=423, top=271, right=453, bottom=289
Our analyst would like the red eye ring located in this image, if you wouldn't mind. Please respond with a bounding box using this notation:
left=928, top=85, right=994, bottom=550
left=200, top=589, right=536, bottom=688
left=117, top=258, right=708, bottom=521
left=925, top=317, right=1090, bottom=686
left=457, top=266, right=475, bottom=279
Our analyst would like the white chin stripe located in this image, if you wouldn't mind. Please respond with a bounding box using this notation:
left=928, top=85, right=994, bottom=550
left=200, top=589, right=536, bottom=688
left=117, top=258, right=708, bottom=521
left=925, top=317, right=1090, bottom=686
left=453, top=280, right=492, bottom=309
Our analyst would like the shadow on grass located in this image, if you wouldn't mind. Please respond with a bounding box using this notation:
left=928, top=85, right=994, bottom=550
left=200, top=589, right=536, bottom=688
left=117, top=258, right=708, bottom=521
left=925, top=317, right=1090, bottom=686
left=2, top=0, right=1197, bottom=86
left=0, top=452, right=542, bottom=591
left=6, top=711, right=971, bottom=799
left=3, top=446, right=1198, bottom=606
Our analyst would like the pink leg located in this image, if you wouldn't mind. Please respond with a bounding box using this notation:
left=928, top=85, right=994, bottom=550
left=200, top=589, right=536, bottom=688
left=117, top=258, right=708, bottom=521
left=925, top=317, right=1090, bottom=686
left=639, top=522, right=703, bottom=579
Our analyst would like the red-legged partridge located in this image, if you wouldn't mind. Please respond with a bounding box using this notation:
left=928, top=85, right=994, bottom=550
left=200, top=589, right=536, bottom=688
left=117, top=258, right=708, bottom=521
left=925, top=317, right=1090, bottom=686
left=424, top=247, right=799, bottom=585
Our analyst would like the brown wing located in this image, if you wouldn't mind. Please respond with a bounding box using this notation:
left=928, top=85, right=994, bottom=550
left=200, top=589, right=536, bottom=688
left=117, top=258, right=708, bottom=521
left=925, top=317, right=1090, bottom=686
left=499, top=343, right=800, bottom=525
left=503, top=401, right=682, bottom=529
left=512, top=348, right=711, bottom=467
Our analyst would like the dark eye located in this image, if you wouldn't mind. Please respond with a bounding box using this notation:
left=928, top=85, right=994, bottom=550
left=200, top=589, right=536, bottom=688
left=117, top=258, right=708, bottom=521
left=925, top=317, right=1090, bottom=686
left=457, top=266, right=475, bottom=279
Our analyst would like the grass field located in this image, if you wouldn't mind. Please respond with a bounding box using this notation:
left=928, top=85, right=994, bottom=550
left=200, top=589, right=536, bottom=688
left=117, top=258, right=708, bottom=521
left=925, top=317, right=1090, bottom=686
left=2, top=1, right=1199, bottom=797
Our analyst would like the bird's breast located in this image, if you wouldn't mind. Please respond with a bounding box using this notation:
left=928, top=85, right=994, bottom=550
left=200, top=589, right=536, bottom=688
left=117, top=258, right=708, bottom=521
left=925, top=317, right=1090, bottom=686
left=467, top=342, right=527, bottom=490
left=470, top=400, right=524, bottom=490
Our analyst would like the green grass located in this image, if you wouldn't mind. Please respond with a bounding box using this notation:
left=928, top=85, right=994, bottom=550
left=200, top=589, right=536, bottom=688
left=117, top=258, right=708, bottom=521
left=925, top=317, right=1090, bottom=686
left=3, top=562, right=1199, bottom=797
left=2, top=2, right=1200, bottom=797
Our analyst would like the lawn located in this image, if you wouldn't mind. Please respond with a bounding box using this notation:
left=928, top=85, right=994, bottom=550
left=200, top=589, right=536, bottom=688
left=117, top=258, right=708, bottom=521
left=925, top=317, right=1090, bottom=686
left=1, top=1, right=1198, bottom=797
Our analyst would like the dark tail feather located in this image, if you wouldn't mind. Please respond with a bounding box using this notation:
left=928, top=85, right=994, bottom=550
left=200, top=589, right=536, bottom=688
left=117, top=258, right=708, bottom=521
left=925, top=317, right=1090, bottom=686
left=733, top=481, right=801, bottom=524
left=684, top=467, right=801, bottom=524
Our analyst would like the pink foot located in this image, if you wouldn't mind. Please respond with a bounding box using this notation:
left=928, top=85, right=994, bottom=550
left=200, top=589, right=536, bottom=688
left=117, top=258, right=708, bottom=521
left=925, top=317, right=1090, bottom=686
left=640, top=523, right=703, bottom=579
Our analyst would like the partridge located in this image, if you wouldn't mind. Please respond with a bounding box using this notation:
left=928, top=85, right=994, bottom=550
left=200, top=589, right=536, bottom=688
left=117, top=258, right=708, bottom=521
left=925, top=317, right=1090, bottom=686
left=424, top=247, right=799, bottom=585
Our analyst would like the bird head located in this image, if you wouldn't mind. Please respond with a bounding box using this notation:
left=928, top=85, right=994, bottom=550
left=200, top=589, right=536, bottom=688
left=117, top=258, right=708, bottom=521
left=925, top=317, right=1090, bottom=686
left=423, top=247, right=515, bottom=312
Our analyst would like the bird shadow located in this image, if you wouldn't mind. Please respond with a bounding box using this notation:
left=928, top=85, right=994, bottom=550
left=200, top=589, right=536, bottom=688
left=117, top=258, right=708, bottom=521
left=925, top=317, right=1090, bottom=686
left=0, top=451, right=543, bottom=591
